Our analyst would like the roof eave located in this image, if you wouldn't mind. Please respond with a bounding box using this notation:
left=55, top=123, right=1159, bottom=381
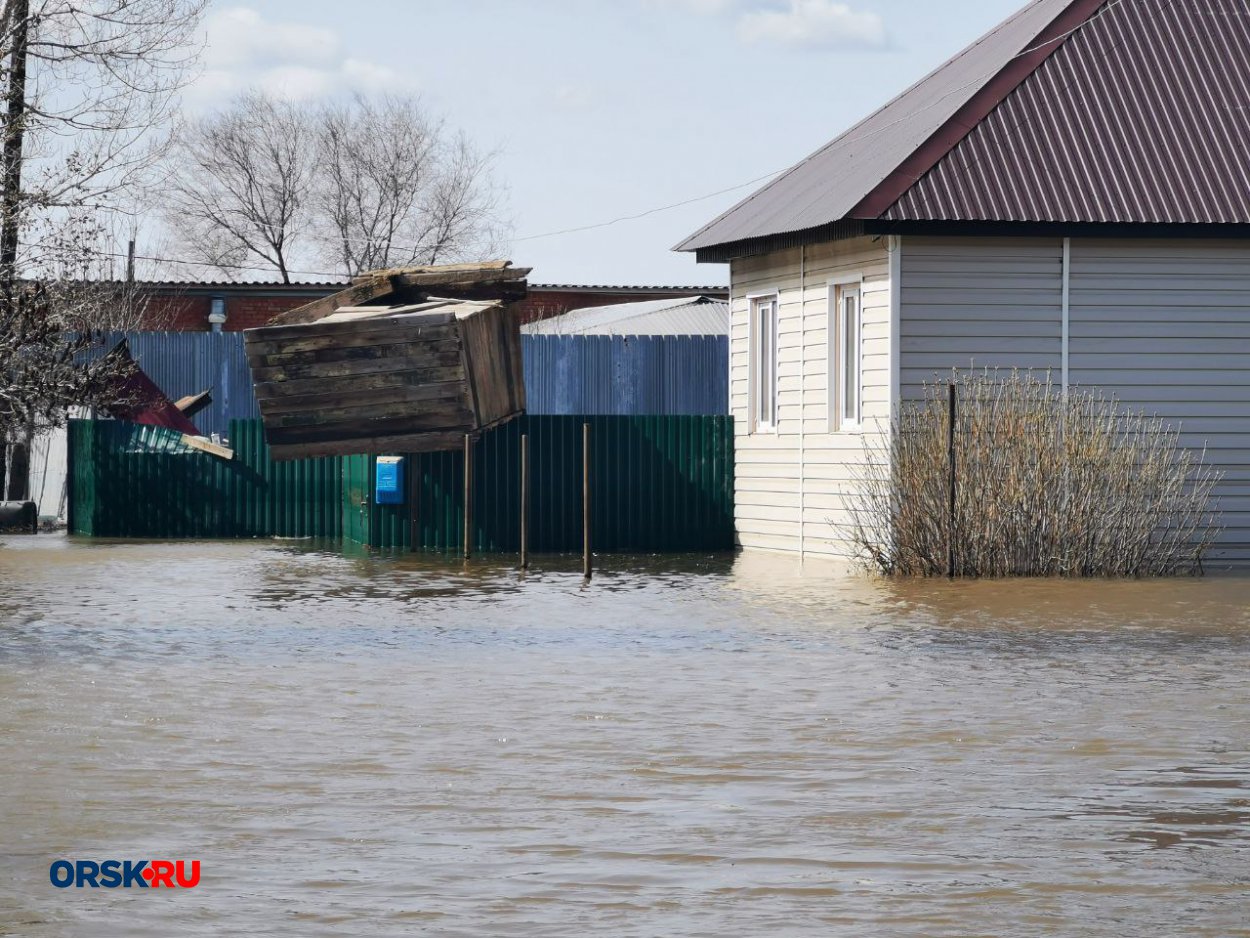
left=688, top=220, right=870, bottom=263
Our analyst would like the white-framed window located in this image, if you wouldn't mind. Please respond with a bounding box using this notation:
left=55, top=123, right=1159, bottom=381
left=829, top=281, right=863, bottom=430
left=750, top=294, right=779, bottom=432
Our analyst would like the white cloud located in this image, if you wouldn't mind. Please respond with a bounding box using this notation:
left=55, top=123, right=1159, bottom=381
left=204, top=8, right=340, bottom=71
left=737, top=0, right=887, bottom=49
left=188, top=7, right=413, bottom=107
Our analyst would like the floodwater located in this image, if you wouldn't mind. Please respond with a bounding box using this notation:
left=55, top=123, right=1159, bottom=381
left=1, top=538, right=1249, bottom=937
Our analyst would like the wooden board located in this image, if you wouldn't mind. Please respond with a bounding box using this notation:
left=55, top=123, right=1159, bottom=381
left=270, top=431, right=473, bottom=460
left=181, top=434, right=234, bottom=460
left=263, top=276, right=395, bottom=327
left=266, top=410, right=474, bottom=444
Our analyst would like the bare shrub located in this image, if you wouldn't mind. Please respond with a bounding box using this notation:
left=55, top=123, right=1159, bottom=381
left=849, top=370, right=1222, bottom=577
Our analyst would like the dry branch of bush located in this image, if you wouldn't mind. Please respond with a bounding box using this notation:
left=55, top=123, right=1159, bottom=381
left=849, top=370, right=1222, bottom=577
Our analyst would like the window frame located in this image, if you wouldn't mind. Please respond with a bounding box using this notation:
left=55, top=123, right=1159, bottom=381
left=747, top=292, right=780, bottom=434
left=828, top=277, right=864, bottom=432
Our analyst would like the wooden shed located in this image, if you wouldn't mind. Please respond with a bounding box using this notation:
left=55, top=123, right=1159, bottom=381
left=244, top=262, right=527, bottom=460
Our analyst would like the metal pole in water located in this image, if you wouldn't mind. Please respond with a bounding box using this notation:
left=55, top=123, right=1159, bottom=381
left=463, top=433, right=473, bottom=561
left=582, top=422, right=592, bottom=580
left=948, top=380, right=957, bottom=579
left=520, top=433, right=530, bottom=570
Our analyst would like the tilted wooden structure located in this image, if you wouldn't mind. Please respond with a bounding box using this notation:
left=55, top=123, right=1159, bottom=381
left=244, top=262, right=528, bottom=460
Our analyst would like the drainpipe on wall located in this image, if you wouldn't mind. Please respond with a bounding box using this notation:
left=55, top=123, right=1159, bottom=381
left=1061, top=237, right=1070, bottom=402
left=208, top=295, right=227, bottom=333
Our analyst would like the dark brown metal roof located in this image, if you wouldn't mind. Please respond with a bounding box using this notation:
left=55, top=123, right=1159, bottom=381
left=675, top=0, right=1078, bottom=253
left=885, top=0, right=1250, bottom=223
left=681, top=0, right=1250, bottom=256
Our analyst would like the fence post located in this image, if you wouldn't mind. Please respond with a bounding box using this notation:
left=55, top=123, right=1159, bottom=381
left=583, top=421, right=592, bottom=580
left=520, top=433, right=530, bottom=569
left=948, top=380, right=957, bottom=579
left=463, top=434, right=473, bottom=561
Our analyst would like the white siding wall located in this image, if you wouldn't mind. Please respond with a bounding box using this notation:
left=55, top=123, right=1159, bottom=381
left=900, top=235, right=1250, bottom=564
left=729, top=236, right=892, bottom=556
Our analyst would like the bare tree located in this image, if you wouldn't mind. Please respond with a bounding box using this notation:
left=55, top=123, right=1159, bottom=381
left=165, top=93, right=311, bottom=284
left=167, top=92, right=510, bottom=280
left=314, top=95, right=507, bottom=275
left=0, top=0, right=206, bottom=498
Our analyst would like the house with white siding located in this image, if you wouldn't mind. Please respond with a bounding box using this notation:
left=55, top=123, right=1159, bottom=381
left=677, top=0, right=1250, bottom=563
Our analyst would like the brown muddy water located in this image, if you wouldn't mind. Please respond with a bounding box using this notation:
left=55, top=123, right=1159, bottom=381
left=0, top=537, right=1249, bottom=937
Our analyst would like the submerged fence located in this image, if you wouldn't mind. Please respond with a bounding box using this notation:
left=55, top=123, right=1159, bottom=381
left=93, top=332, right=728, bottom=434
left=68, top=415, right=735, bottom=552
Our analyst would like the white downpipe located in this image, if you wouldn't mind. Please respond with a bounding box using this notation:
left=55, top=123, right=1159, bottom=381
left=798, top=243, right=806, bottom=559
left=1061, top=237, right=1070, bottom=401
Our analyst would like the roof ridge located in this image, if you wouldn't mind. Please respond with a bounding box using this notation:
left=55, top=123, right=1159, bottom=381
left=853, top=0, right=1110, bottom=219
left=674, top=0, right=1075, bottom=252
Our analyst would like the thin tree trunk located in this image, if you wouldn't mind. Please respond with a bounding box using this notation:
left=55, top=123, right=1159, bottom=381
left=2, top=1, right=32, bottom=499
left=0, top=0, right=29, bottom=315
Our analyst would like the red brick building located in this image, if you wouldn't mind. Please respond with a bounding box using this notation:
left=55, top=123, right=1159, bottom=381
left=136, top=281, right=728, bottom=332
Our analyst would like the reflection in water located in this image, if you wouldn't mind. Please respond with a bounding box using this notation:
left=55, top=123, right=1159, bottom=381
left=0, top=536, right=1248, bottom=936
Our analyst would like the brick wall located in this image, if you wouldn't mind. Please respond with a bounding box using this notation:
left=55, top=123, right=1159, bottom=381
left=140, top=291, right=332, bottom=331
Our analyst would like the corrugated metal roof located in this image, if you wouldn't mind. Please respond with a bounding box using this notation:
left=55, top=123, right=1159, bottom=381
left=528, top=283, right=728, bottom=294
left=675, top=0, right=1075, bottom=252
left=885, top=0, right=1250, bottom=223
left=522, top=296, right=729, bottom=336
left=117, top=280, right=727, bottom=294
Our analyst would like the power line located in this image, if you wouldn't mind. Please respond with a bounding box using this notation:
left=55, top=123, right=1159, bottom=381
left=510, top=168, right=790, bottom=243
left=360, top=0, right=1132, bottom=254
left=19, top=241, right=344, bottom=280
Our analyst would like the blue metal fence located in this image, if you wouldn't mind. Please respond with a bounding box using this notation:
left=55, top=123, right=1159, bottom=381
left=522, top=335, right=728, bottom=416
left=97, top=331, right=729, bottom=432
left=99, top=331, right=257, bottom=438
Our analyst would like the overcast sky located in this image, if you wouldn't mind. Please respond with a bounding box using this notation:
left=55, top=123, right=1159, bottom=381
left=182, top=0, right=1031, bottom=286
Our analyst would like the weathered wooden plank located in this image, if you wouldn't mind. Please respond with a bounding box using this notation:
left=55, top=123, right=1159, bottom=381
left=265, top=399, right=472, bottom=429
left=174, top=390, right=213, bottom=418
left=251, top=353, right=463, bottom=383
left=270, top=431, right=470, bottom=460
left=263, top=276, right=395, bottom=327
left=394, top=266, right=530, bottom=288
left=267, top=412, right=473, bottom=444
left=180, top=434, right=234, bottom=460
left=506, top=309, right=526, bottom=412
left=246, top=316, right=459, bottom=349
left=256, top=380, right=468, bottom=415
left=254, top=368, right=466, bottom=400
left=250, top=339, right=461, bottom=370
left=458, top=309, right=483, bottom=425
left=351, top=261, right=513, bottom=285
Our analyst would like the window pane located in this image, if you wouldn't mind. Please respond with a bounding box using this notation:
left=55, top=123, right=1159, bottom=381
left=843, top=294, right=858, bottom=422
left=755, top=300, right=777, bottom=429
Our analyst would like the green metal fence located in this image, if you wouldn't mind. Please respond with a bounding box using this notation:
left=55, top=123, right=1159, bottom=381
left=68, top=415, right=735, bottom=552
left=68, top=419, right=342, bottom=539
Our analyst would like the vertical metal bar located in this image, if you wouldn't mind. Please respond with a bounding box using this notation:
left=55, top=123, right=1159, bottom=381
left=520, top=433, right=530, bottom=569
left=583, top=421, right=592, bottom=579
left=463, top=433, right=473, bottom=560
left=948, top=380, right=957, bottom=579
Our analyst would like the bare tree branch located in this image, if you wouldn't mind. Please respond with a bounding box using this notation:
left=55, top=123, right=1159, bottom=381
left=166, top=91, right=512, bottom=281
